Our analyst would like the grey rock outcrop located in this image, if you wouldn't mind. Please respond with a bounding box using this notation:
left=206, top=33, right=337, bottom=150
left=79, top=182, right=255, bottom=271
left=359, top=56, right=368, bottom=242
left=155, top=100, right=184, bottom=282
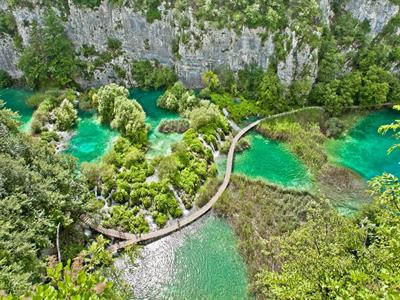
left=346, top=0, right=399, bottom=37
left=0, top=0, right=398, bottom=88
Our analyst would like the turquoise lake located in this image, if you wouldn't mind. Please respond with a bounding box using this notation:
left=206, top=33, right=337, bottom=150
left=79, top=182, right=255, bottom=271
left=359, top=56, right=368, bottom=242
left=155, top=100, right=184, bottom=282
left=163, top=215, right=249, bottom=299
left=0, top=88, right=34, bottom=131
left=327, top=109, right=400, bottom=179
left=217, top=132, right=312, bottom=189
left=122, top=214, right=249, bottom=300
left=65, top=111, right=118, bottom=164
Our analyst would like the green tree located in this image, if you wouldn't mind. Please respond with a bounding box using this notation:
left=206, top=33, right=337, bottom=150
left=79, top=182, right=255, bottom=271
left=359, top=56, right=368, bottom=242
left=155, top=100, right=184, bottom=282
left=237, top=64, right=264, bottom=100
left=317, top=29, right=344, bottom=83
left=0, top=70, right=12, bottom=88
left=360, top=65, right=390, bottom=106
left=131, top=60, right=177, bottom=89
left=157, top=81, right=198, bottom=113
left=54, top=99, right=78, bottom=131
left=202, top=70, right=220, bottom=91
left=111, top=97, right=147, bottom=144
left=188, top=100, right=225, bottom=131
left=258, top=70, right=285, bottom=111
left=94, top=83, right=129, bottom=124
left=18, top=10, right=77, bottom=89
left=0, top=104, right=85, bottom=295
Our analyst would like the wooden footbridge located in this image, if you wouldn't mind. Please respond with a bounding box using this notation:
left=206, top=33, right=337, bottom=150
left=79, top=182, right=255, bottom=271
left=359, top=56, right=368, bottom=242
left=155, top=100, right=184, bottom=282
left=81, top=107, right=325, bottom=253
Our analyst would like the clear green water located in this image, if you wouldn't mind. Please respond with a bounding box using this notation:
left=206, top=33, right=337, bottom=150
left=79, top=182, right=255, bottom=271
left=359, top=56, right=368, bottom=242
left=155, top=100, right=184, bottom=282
left=0, top=88, right=34, bottom=131
left=217, top=133, right=312, bottom=189
left=65, top=111, right=118, bottom=164
left=164, top=215, right=249, bottom=299
left=124, top=214, right=249, bottom=299
left=129, top=89, right=182, bottom=159
left=327, top=109, right=400, bottom=180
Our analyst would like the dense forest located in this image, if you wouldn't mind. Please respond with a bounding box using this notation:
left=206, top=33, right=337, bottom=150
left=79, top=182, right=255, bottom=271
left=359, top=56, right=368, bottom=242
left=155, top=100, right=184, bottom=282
left=0, top=0, right=399, bottom=298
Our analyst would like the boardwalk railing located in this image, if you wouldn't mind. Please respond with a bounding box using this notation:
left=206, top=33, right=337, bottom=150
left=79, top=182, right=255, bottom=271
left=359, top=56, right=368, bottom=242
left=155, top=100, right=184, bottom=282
left=79, top=215, right=136, bottom=240
left=82, top=106, right=329, bottom=253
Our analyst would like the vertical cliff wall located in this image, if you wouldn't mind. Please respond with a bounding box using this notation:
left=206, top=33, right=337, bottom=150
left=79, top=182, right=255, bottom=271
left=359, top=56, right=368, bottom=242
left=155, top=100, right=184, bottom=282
left=0, top=0, right=398, bottom=88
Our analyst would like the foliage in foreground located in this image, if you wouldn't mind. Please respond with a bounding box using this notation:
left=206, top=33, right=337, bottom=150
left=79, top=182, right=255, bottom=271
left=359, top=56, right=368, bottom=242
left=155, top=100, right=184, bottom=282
left=2, top=236, right=130, bottom=299
left=0, top=101, right=85, bottom=295
left=214, top=175, right=321, bottom=294
left=257, top=173, right=400, bottom=299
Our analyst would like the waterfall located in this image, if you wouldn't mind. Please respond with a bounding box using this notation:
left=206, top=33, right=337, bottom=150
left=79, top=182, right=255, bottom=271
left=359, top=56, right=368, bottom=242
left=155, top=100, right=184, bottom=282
left=170, top=186, right=190, bottom=216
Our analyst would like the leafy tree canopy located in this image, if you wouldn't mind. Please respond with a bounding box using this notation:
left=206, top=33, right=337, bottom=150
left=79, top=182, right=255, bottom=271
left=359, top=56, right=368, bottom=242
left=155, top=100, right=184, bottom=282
left=0, top=102, right=85, bottom=295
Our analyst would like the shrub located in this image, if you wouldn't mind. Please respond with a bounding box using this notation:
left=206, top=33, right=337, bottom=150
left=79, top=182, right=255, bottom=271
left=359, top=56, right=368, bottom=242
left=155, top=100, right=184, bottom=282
left=146, top=7, right=161, bottom=23
left=0, top=69, right=12, bottom=88
left=131, top=60, right=177, bottom=89
left=55, top=99, right=78, bottom=131
left=158, top=119, right=190, bottom=133
left=106, top=37, right=122, bottom=51
left=0, top=10, right=17, bottom=35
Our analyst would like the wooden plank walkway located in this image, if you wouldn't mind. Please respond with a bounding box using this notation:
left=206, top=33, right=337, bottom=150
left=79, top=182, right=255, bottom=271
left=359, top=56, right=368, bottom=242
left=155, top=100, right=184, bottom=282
left=81, top=106, right=326, bottom=253
left=79, top=215, right=136, bottom=240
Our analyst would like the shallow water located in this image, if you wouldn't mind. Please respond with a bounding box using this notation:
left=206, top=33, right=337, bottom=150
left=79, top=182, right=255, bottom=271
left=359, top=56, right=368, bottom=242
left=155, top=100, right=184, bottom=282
left=129, top=89, right=182, bottom=159
left=327, top=109, right=400, bottom=179
left=65, top=111, right=118, bottom=164
left=0, top=88, right=34, bottom=131
left=116, top=214, right=249, bottom=300
left=217, top=132, right=312, bottom=189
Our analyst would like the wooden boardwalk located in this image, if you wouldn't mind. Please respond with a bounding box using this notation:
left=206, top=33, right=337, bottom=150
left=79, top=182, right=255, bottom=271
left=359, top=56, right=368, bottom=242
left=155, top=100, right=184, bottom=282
left=81, top=106, right=325, bottom=253
left=80, top=215, right=136, bottom=240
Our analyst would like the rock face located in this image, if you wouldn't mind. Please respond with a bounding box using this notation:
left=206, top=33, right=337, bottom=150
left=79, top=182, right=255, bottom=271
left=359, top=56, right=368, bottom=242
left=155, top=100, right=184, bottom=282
left=0, top=0, right=398, bottom=88
left=0, top=36, right=22, bottom=78
left=346, top=0, right=399, bottom=37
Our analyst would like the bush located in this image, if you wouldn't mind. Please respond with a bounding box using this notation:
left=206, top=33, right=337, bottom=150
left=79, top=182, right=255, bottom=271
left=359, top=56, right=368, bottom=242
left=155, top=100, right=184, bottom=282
left=72, top=0, right=102, bottom=8
left=40, top=131, right=60, bottom=142
left=0, top=69, right=12, bottom=88
left=324, top=117, right=345, bottom=137
left=0, top=11, right=17, bottom=35
left=158, top=119, right=190, bottom=133
left=157, top=82, right=198, bottom=113
left=107, top=37, right=122, bottom=51
left=146, top=8, right=161, bottom=23
left=132, top=60, right=177, bottom=89
left=154, top=213, right=168, bottom=227
left=55, top=99, right=78, bottom=131
left=195, top=178, right=222, bottom=207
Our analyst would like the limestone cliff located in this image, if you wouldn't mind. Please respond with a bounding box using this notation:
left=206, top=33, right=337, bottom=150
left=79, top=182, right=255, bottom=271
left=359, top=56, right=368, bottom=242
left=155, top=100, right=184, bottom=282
left=0, top=0, right=398, bottom=88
